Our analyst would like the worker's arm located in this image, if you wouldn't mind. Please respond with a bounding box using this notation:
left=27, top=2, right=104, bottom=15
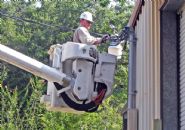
left=77, top=27, right=102, bottom=45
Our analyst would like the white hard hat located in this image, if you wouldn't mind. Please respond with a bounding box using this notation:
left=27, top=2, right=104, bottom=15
left=80, top=11, right=93, bottom=23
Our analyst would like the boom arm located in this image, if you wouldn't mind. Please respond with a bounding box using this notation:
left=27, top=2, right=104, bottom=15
left=0, top=42, right=117, bottom=113
left=0, top=43, right=71, bottom=86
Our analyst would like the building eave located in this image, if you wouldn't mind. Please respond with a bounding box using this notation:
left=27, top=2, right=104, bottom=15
left=128, top=0, right=167, bottom=27
left=128, top=0, right=143, bottom=27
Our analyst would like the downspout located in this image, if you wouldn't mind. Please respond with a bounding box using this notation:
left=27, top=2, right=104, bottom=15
left=125, top=1, right=142, bottom=129
left=127, top=27, right=138, bottom=130
left=128, top=27, right=137, bottom=109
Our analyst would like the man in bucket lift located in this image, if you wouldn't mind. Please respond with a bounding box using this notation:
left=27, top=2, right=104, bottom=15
left=73, top=11, right=109, bottom=45
left=72, top=11, right=110, bottom=108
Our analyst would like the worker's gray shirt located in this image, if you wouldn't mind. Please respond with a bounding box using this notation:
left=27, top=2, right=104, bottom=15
left=73, top=26, right=101, bottom=45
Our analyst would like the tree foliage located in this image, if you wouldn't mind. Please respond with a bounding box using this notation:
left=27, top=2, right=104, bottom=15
left=0, top=0, right=133, bottom=129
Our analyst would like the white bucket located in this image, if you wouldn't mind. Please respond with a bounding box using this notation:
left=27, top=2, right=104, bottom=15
left=108, top=44, right=123, bottom=59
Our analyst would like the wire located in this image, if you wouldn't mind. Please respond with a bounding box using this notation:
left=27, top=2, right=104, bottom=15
left=0, top=10, right=104, bottom=37
left=0, top=10, right=72, bottom=31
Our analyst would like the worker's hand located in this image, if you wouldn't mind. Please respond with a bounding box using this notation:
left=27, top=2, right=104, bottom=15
left=101, top=34, right=110, bottom=43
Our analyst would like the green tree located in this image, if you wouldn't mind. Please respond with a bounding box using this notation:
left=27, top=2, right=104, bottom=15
left=0, top=0, right=133, bottom=129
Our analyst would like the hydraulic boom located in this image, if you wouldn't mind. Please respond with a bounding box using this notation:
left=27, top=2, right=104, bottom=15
left=0, top=43, right=72, bottom=86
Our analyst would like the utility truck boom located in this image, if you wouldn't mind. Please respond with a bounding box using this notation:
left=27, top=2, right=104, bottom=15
left=0, top=43, right=71, bottom=86
left=0, top=42, right=117, bottom=113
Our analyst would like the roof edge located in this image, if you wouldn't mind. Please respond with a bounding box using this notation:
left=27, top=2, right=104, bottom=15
left=128, top=0, right=167, bottom=27
left=128, top=0, right=143, bottom=27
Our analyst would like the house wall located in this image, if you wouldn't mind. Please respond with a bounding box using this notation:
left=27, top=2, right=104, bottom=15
left=160, top=11, right=179, bottom=130
left=161, top=1, right=184, bottom=130
left=127, top=0, right=185, bottom=130
left=133, top=1, right=163, bottom=130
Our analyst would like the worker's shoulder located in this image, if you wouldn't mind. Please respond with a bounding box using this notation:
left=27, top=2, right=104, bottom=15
left=76, top=26, right=88, bottom=32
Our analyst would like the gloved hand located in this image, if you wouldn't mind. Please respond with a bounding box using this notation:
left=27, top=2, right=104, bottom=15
left=101, top=34, right=110, bottom=43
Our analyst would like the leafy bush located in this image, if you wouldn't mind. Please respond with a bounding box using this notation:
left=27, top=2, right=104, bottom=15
left=0, top=75, right=125, bottom=130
